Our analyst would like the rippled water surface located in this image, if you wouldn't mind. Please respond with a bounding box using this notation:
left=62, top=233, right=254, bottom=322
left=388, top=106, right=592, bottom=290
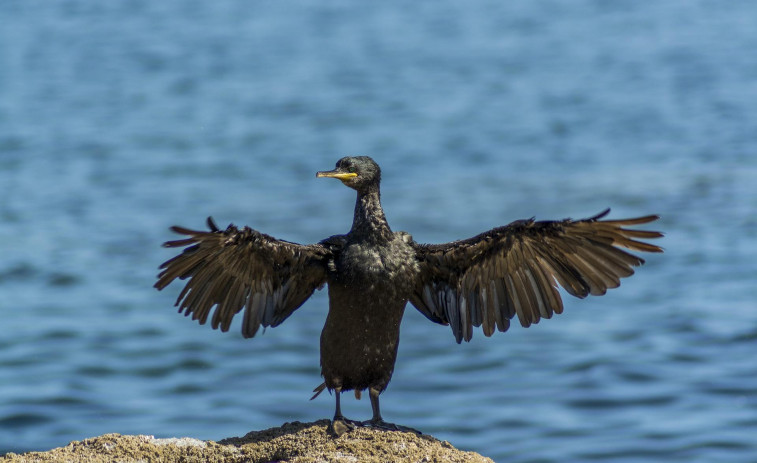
left=2, top=1, right=757, bottom=462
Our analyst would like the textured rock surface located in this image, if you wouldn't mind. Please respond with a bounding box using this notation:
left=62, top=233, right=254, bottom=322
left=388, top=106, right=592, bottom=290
left=1, top=420, right=494, bottom=463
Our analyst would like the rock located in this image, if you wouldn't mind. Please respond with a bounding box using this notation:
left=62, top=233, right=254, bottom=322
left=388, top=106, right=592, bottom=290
left=1, top=420, right=494, bottom=463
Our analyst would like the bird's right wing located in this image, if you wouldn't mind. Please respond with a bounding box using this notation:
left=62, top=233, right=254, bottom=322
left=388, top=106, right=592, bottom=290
left=155, top=217, right=333, bottom=338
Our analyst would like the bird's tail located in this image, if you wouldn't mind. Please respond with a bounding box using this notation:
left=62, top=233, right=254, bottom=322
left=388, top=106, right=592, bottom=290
left=310, top=382, right=362, bottom=400
left=310, top=383, right=327, bottom=400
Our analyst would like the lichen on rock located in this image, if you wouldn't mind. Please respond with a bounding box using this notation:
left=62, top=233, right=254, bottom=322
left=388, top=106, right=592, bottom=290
left=1, top=420, right=493, bottom=463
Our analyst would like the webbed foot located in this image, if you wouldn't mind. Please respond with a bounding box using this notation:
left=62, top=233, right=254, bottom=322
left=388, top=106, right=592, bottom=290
left=330, top=416, right=361, bottom=437
left=361, top=418, right=422, bottom=435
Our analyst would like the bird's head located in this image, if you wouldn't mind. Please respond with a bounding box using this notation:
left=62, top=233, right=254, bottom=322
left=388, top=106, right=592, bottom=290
left=316, top=156, right=381, bottom=192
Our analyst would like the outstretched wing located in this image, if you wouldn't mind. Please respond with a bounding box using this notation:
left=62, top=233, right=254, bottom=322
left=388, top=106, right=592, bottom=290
left=155, top=217, right=332, bottom=338
left=409, top=209, right=663, bottom=343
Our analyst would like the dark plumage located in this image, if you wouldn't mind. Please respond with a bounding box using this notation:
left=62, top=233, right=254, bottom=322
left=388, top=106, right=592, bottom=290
left=155, top=156, right=663, bottom=433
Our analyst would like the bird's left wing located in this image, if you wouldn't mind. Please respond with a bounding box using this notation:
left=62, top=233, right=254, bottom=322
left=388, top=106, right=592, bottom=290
left=409, top=209, right=663, bottom=343
left=155, top=217, right=332, bottom=338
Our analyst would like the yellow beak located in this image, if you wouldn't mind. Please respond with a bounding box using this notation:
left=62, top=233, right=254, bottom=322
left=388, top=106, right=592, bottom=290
left=316, top=171, right=358, bottom=180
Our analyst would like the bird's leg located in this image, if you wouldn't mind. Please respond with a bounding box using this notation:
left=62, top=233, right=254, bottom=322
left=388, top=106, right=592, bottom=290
left=330, top=387, right=359, bottom=436
left=368, top=387, right=383, bottom=423
left=333, top=387, right=346, bottom=421
left=362, top=387, right=422, bottom=434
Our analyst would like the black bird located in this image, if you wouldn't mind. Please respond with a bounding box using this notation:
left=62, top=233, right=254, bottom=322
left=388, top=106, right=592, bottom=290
left=155, top=156, right=663, bottom=433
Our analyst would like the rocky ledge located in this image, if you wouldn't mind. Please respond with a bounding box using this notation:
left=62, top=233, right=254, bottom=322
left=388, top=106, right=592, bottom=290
left=1, top=420, right=493, bottom=463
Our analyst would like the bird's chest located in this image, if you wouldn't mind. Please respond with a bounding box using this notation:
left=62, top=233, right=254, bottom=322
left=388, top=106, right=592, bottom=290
left=332, top=239, right=418, bottom=295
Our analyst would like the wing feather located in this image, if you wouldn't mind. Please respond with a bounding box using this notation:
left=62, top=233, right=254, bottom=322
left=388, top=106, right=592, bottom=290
left=522, top=245, right=561, bottom=318
left=156, top=218, right=331, bottom=338
left=410, top=210, right=663, bottom=342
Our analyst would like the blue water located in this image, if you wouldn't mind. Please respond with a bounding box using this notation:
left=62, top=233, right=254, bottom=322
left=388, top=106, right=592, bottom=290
left=1, top=1, right=756, bottom=462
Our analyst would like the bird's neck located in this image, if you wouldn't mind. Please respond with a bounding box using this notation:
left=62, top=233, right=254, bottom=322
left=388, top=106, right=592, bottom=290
left=352, top=187, right=392, bottom=240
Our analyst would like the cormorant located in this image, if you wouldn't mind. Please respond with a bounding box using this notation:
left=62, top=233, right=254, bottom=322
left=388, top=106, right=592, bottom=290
left=155, top=156, right=663, bottom=434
